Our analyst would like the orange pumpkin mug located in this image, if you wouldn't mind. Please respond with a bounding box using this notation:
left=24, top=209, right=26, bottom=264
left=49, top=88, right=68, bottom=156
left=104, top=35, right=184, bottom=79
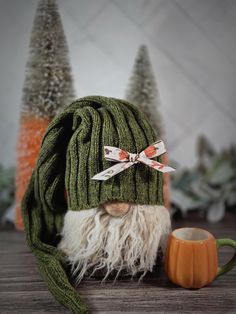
left=165, top=227, right=236, bottom=289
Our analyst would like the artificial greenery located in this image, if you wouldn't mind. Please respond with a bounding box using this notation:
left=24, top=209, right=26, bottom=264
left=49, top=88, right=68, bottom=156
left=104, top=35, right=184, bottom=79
left=171, top=136, right=236, bottom=222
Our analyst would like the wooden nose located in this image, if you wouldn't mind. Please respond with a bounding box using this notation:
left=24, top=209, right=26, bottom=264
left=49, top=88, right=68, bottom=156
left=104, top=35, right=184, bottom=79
left=103, top=201, right=131, bottom=217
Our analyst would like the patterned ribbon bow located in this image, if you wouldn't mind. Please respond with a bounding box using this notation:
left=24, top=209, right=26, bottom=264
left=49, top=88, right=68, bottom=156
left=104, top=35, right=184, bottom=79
left=92, top=140, right=175, bottom=181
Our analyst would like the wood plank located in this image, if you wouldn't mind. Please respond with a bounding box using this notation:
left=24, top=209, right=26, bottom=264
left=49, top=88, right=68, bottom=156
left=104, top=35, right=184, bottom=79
left=0, top=213, right=235, bottom=313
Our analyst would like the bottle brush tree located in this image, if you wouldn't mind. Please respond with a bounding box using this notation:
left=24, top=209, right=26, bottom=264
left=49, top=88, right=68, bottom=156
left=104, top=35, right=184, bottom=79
left=15, top=0, right=75, bottom=230
left=125, top=45, right=170, bottom=208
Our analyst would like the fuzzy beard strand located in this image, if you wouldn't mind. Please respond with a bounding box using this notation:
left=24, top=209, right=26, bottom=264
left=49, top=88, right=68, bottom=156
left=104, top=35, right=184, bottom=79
left=58, top=205, right=171, bottom=284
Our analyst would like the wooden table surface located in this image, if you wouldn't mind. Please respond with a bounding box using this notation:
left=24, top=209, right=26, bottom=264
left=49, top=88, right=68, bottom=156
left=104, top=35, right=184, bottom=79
left=0, top=213, right=236, bottom=313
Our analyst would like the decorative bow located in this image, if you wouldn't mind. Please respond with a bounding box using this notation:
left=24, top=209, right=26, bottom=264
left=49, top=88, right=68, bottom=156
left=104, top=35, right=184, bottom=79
left=92, top=140, right=175, bottom=181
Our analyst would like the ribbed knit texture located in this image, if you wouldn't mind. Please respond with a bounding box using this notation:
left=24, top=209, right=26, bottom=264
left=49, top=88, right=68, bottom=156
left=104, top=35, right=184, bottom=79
left=22, top=96, right=163, bottom=313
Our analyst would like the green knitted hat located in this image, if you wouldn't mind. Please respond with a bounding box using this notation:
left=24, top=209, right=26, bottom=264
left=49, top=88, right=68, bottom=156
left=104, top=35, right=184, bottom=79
left=22, top=96, right=163, bottom=313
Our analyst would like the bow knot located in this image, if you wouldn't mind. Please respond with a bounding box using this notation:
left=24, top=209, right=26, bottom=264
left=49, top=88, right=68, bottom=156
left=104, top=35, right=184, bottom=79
left=92, top=140, right=175, bottom=181
left=128, top=153, right=139, bottom=162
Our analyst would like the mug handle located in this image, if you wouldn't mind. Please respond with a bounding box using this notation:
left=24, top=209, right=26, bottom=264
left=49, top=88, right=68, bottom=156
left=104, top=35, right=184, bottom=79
left=216, top=238, right=236, bottom=277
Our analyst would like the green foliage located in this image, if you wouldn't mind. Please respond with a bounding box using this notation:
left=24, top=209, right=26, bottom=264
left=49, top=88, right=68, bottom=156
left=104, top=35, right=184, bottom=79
left=171, top=136, right=236, bottom=222
left=0, top=165, right=15, bottom=219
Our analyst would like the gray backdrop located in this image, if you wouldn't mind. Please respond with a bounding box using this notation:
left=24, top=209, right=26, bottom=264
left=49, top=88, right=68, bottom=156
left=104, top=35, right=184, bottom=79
left=0, top=0, right=235, bottom=168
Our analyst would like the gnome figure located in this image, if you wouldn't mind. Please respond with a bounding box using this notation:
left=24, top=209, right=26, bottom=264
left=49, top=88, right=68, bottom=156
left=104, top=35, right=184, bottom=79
left=22, top=96, right=174, bottom=313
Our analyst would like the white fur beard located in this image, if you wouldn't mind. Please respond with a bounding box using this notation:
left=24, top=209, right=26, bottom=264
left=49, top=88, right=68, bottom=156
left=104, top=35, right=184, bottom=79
left=58, top=205, right=171, bottom=284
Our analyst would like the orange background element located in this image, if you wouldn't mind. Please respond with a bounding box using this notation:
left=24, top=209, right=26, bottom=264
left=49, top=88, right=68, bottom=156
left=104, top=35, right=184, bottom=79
left=15, top=115, right=50, bottom=230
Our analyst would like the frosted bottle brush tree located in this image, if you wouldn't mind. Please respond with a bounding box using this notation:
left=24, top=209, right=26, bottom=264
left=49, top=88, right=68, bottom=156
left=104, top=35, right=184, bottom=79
left=15, top=0, right=75, bottom=230
left=21, top=0, right=74, bottom=118
left=125, top=45, right=170, bottom=208
left=126, top=45, right=163, bottom=137
left=125, top=45, right=170, bottom=209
